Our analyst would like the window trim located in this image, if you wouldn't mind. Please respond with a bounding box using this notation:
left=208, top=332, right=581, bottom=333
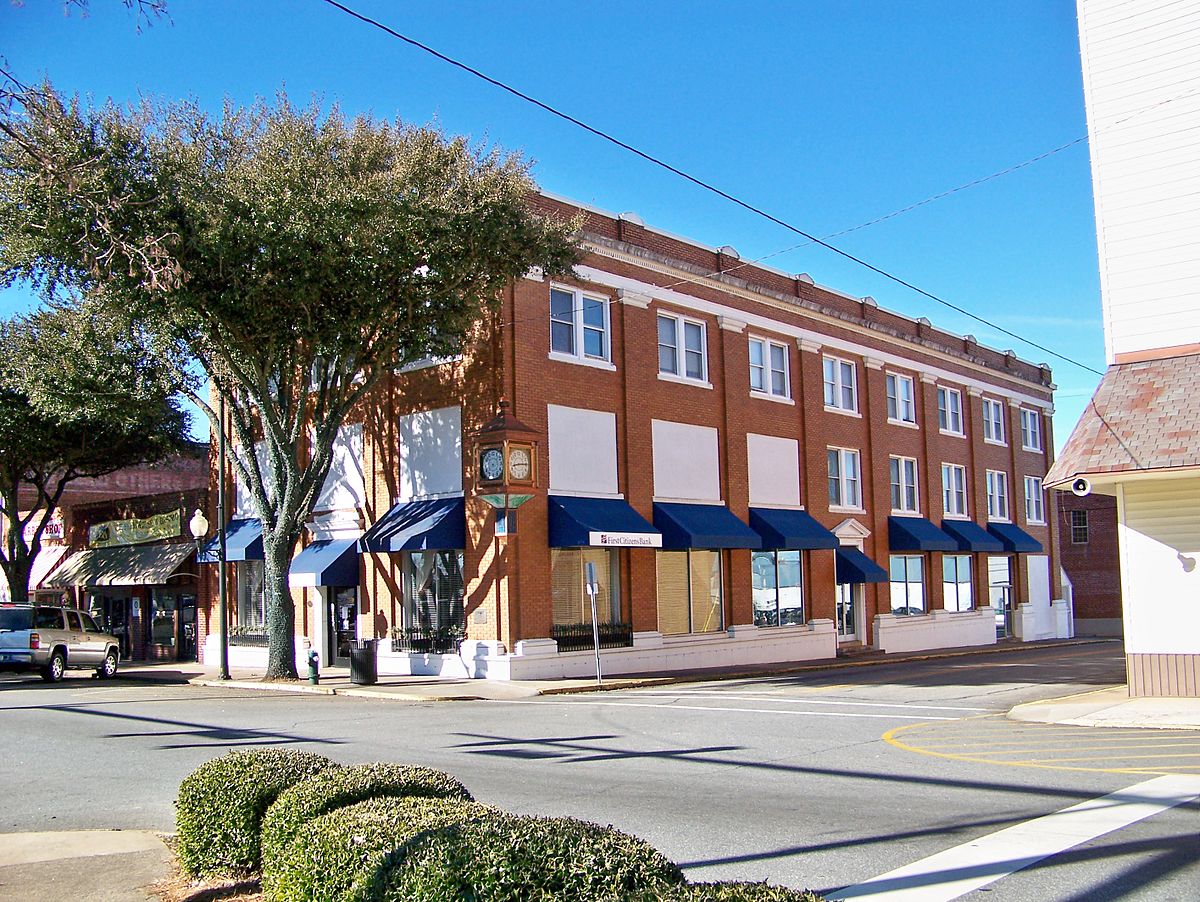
left=889, top=553, right=926, bottom=616
left=657, top=311, right=710, bottom=385
left=886, top=372, right=918, bottom=426
left=549, top=284, right=614, bottom=368
left=1020, top=408, right=1043, bottom=452
left=1024, top=475, right=1045, bottom=525
left=1070, top=509, right=1089, bottom=545
left=751, top=549, right=805, bottom=628
left=822, top=355, right=859, bottom=414
left=889, top=455, right=920, bottom=514
left=942, top=554, right=974, bottom=612
left=937, top=386, right=964, bottom=436
left=828, top=446, right=863, bottom=511
left=986, top=469, right=1010, bottom=522
left=748, top=335, right=792, bottom=401
left=982, top=397, right=1007, bottom=445
left=941, top=462, right=968, bottom=518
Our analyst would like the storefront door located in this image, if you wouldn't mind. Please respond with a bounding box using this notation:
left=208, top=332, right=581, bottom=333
left=94, top=596, right=133, bottom=658
left=178, top=594, right=197, bottom=661
left=836, top=582, right=859, bottom=642
left=328, top=587, right=357, bottom=667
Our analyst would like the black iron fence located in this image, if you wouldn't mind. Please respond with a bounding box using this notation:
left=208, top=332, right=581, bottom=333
left=228, top=631, right=270, bottom=647
left=551, top=621, right=633, bottom=653
left=391, top=626, right=464, bottom=655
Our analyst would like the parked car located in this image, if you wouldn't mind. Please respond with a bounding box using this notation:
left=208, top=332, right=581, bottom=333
left=0, top=604, right=121, bottom=682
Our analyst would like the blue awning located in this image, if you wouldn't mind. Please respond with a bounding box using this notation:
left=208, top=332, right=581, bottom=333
left=941, top=519, right=1005, bottom=552
left=653, top=502, right=761, bottom=550
left=835, top=548, right=889, bottom=584
left=749, top=508, right=838, bottom=550
left=198, top=518, right=263, bottom=563
left=288, top=539, right=359, bottom=587
left=548, top=495, right=661, bottom=548
left=987, top=522, right=1044, bottom=553
left=359, top=497, right=465, bottom=553
left=888, top=516, right=958, bottom=552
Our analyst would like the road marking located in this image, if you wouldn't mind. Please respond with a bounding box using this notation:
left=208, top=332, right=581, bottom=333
left=629, top=692, right=989, bottom=712
left=502, top=699, right=963, bottom=721
left=831, top=774, right=1200, bottom=901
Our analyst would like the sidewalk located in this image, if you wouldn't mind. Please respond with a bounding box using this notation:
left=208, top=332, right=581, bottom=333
left=0, top=830, right=169, bottom=902
left=1009, top=685, right=1200, bottom=730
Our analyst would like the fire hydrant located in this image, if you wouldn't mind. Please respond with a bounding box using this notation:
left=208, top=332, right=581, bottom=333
left=307, top=649, right=320, bottom=685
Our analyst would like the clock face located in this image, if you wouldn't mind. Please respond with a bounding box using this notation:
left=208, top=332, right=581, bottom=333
left=480, top=447, right=504, bottom=482
left=508, top=447, right=532, bottom=481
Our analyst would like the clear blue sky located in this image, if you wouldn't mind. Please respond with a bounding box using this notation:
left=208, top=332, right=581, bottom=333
left=1, top=0, right=1101, bottom=447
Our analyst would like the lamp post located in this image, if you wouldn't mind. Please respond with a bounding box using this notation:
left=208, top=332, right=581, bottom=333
left=193, top=392, right=231, bottom=681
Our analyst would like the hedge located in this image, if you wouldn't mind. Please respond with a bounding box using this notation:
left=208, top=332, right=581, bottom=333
left=265, top=795, right=492, bottom=902
left=664, top=882, right=826, bottom=901
left=260, top=763, right=473, bottom=896
left=366, top=811, right=686, bottom=902
left=175, top=747, right=337, bottom=878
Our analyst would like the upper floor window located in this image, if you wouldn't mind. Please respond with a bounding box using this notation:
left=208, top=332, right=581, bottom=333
left=550, top=286, right=610, bottom=364
left=827, top=447, right=862, bottom=509
left=749, top=337, right=789, bottom=398
left=987, top=469, right=1010, bottom=521
left=942, top=463, right=967, bottom=517
left=658, top=313, right=707, bottom=383
left=1024, top=476, right=1045, bottom=524
left=937, top=387, right=963, bottom=435
left=982, top=398, right=1006, bottom=444
left=1070, top=509, right=1089, bottom=544
left=886, top=373, right=917, bottom=425
left=1020, top=408, right=1043, bottom=452
left=823, top=356, right=858, bottom=412
left=890, top=456, right=919, bottom=513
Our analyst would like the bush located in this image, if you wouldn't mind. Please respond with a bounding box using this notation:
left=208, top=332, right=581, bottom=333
left=368, top=811, right=686, bottom=902
left=260, top=763, right=473, bottom=896
left=663, top=883, right=825, bottom=901
left=174, top=747, right=336, bottom=877
left=266, top=795, right=492, bottom=902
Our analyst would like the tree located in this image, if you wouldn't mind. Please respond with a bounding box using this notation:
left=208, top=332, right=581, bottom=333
left=0, top=84, right=577, bottom=677
left=0, top=299, right=189, bottom=605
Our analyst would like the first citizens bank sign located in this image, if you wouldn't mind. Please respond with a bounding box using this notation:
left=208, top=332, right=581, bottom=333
left=592, top=532, right=662, bottom=548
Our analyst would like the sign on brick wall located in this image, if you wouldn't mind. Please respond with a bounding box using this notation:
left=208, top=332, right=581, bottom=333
left=89, top=509, right=181, bottom=548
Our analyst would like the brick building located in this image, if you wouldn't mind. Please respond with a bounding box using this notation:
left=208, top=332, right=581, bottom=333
left=199, top=195, right=1063, bottom=679
left=1056, top=491, right=1121, bottom=637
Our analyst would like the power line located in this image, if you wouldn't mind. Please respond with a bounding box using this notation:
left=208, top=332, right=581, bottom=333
left=318, top=0, right=1102, bottom=376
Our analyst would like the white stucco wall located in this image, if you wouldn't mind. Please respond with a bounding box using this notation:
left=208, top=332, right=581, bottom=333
left=548, top=405, right=619, bottom=496
left=747, top=433, right=801, bottom=507
left=652, top=420, right=720, bottom=502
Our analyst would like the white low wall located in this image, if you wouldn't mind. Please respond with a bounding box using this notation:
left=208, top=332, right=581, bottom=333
left=873, top=608, right=996, bottom=654
left=201, top=635, right=308, bottom=673
left=1015, top=600, right=1074, bottom=641
left=377, top=647, right=471, bottom=679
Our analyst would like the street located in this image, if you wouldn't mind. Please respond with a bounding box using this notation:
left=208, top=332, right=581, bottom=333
left=3, top=642, right=1198, bottom=900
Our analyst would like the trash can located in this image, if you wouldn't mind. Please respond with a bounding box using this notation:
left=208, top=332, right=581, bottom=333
left=349, top=639, right=378, bottom=686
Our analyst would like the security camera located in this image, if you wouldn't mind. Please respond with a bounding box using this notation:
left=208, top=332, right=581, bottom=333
left=1071, top=477, right=1091, bottom=497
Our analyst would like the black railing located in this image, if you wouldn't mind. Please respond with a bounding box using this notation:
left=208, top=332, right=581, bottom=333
left=391, top=626, right=464, bottom=655
left=551, top=621, right=633, bottom=653
left=229, top=631, right=270, bottom=647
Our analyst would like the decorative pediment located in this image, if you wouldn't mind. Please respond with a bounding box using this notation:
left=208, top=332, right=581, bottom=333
left=833, top=517, right=872, bottom=542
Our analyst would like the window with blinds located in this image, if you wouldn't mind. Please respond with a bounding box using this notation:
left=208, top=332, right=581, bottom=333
left=656, top=550, right=723, bottom=635
left=550, top=548, right=618, bottom=625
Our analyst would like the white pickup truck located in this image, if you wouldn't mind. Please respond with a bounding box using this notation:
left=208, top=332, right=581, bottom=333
left=0, top=604, right=121, bottom=682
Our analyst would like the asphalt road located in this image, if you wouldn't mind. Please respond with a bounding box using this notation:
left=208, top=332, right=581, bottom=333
left=2, top=642, right=1197, bottom=901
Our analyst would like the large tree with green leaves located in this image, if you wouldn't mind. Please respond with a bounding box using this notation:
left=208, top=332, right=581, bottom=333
left=0, top=299, right=189, bottom=605
left=0, top=84, right=577, bottom=677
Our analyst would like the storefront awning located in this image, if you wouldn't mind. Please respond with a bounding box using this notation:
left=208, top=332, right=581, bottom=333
left=198, top=518, right=264, bottom=563
left=288, top=538, right=360, bottom=587
left=888, top=516, right=958, bottom=552
left=748, top=508, right=838, bottom=550
left=30, top=545, right=69, bottom=590
left=45, top=543, right=195, bottom=588
left=652, top=502, right=761, bottom=550
left=548, top=495, right=661, bottom=548
left=359, top=497, right=465, bottom=553
left=835, top=548, right=889, bottom=585
left=940, top=519, right=1005, bottom=552
left=987, top=522, right=1043, bottom=553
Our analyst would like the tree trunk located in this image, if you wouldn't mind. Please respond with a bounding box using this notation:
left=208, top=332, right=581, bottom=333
left=1, top=557, right=32, bottom=606
left=262, top=529, right=298, bottom=680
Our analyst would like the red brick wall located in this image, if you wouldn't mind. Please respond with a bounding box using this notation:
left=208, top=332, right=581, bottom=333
left=1056, top=492, right=1122, bottom=623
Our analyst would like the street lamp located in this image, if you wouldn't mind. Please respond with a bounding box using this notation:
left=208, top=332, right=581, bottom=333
left=192, top=391, right=232, bottom=681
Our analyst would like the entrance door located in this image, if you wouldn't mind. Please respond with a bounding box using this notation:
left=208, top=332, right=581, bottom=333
left=178, top=594, right=197, bottom=661
left=836, top=582, right=859, bottom=642
left=328, top=587, right=357, bottom=667
left=988, top=556, right=1014, bottom=638
left=96, top=596, right=133, bottom=658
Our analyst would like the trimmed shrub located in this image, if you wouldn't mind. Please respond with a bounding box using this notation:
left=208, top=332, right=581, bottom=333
left=266, top=795, right=492, bottom=902
left=260, top=763, right=473, bottom=896
left=175, top=747, right=336, bottom=877
left=663, top=883, right=825, bottom=901
left=368, top=811, right=686, bottom=902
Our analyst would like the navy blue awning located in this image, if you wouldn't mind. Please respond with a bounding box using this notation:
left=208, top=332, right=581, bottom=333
left=888, top=516, right=958, bottom=552
left=288, top=539, right=359, bottom=587
left=359, top=498, right=465, bottom=553
left=941, top=519, right=1005, bottom=552
left=652, top=502, right=761, bottom=550
left=548, top=495, right=661, bottom=548
left=835, top=548, right=889, bottom=584
left=987, top=522, right=1043, bottom=553
left=198, top=518, right=263, bottom=563
left=749, top=508, right=838, bottom=550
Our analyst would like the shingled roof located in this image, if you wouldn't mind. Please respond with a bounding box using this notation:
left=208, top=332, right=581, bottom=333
left=1046, top=353, right=1200, bottom=486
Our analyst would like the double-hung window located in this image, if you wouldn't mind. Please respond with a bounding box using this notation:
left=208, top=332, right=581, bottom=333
left=1021, top=409, right=1042, bottom=452
left=982, top=398, right=1006, bottom=444
left=823, top=356, right=858, bottom=412
left=828, top=447, right=862, bottom=509
left=886, top=373, right=917, bottom=424
left=658, top=313, right=707, bottom=382
left=987, top=470, right=1010, bottom=521
left=890, top=456, right=919, bottom=513
left=1070, top=509, right=1089, bottom=544
left=1024, top=476, right=1045, bottom=524
left=938, top=386, right=963, bottom=435
left=942, top=463, right=967, bottom=517
left=749, top=337, right=789, bottom=398
left=550, top=286, right=610, bottom=364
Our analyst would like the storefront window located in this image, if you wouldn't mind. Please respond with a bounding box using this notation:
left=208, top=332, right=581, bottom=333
left=942, top=555, right=973, bottom=612
left=889, top=554, right=925, bottom=615
left=751, top=550, right=803, bottom=626
left=550, top=548, right=619, bottom=625
left=406, top=551, right=465, bottom=631
left=656, top=550, right=723, bottom=635
left=149, top=591, right=177, bottom=646
left=237, top=561, right=267, bottom=631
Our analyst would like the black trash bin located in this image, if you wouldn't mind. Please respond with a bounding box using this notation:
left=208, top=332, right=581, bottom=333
left=349, top=639, right=378, bottom=685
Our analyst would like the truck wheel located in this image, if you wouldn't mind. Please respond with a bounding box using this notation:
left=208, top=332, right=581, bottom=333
left=41, top=650, right=66, bottom=683
left=97, top=649, right=119, bottom=679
